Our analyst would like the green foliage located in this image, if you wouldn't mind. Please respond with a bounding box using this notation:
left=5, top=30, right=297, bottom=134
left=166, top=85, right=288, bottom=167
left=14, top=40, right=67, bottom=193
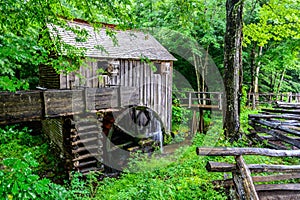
left=0, top=126, right=61, bottom=174
left=96, top=141, right=226, bottom=200
left=243, top=0, right=300, bottom=93
left=0, top=0, right=133, bottom=92
left=171, top=98, right=191, bottom=133
left=0, top=152, right=67, bottom=200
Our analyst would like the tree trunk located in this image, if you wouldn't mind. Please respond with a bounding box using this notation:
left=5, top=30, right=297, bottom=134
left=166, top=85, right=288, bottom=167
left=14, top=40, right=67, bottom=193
left=277, top=68, right=286, bottom=92
left=254, top=46, right=262, bottom=95
left=223, top=0, right=244, bottom=141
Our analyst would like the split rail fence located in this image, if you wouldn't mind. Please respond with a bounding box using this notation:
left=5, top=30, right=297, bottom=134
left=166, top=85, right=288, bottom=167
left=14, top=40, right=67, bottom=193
left=197, top=147, right=300, bottom=200
left=248, top=93, right=300, bottom=109
left=248, top=101, right=300, bottom=150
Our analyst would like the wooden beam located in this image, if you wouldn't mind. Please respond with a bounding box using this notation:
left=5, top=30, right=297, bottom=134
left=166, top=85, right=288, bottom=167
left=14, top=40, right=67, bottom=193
left=213, top=173, right=300, bottom=188
left=247, top=130, right=289, bottom=150
left=261, top=108, right=300, bottom=115
left=251, top=119, right=300, bottom=137
left=206, top=161, right=300, bottom=173
left=251, top=124, right=300, bottom=149
left=255, top=184, right=300, bottom=191
left=233, top=155, right=259, bottom=200
left=196, top=147, right=300, bottom=157
left=249, top=114, right=300, bottom=120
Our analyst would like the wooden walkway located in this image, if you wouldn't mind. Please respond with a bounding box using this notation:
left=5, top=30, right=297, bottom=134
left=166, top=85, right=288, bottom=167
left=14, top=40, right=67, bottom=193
left=174, top=91, right=223, bottom=110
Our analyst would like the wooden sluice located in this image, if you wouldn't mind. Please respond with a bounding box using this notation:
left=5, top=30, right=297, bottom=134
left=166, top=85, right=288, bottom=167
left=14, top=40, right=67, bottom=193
left=0, top=87, right=140, bottom=174
left=0, top=87, right=139, bottom=124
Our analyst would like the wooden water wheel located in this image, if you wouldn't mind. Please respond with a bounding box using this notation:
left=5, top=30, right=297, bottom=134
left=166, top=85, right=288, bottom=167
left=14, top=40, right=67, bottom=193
left=104, top=106, right=166, bottom=171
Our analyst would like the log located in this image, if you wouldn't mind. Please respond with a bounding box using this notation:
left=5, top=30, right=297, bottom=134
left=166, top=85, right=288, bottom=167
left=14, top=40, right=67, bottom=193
left=206, top=161, right=300, bottom=173
left=250, top=119, right=300, bottom=137
left=196, top=147, right=300, bottom=157
left=233, top=155, right=259, bottom=200
left=249, top=114, right=300, bottom=121
left=261, top=108, right=300, bottom=115
left=251, top=124, right=300, bottom=149
left=247, top=131, right=288, bottom=150
left=258, top=190, right=300, bottom=200
left=213, top=173, right=300, bottom=188
left=206, top=161, right=236, bottom=172
left=276, top=101, right=300, bottom=107
left=255, top=184, right=300, bottom=191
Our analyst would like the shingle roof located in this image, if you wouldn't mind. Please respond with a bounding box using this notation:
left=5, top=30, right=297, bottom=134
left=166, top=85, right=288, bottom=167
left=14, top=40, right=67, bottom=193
left=47, top=21, right=176, bottom=61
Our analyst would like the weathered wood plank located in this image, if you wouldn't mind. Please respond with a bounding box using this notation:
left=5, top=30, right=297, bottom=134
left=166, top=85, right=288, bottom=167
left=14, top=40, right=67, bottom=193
left=197, top=147, right=300, bottom=157
left=251, top=119, right=300, bottom=137
left=233, top=155, right=259, bottom=200
left=247, top=131, right=289, bottom=150
left=258, top=190, right=300, bottom=200
left=206, top=161, right=300, bottom=173
left=249, top=114, right=300, bottom=120
left=213, top=173, right=300, bottom=188
left=261, top=108, right=300, bottom=115
left=251, top=124, right=300, bottom=148
left=255, top=184, right=300, bottom=191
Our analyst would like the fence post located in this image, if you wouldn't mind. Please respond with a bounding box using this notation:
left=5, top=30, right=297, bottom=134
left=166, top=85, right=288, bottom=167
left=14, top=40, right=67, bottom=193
left=288, top=92, right=292, bottom=103
left=233, top=155, right=259, bottom=200
left=218, top=93, right=222, bottom=110
left=188, top=92, right=192, bottom=108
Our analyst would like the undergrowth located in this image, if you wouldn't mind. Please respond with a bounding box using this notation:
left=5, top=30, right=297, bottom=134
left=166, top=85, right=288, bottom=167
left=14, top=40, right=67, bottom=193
left=1, top=107, right=299, bottom=199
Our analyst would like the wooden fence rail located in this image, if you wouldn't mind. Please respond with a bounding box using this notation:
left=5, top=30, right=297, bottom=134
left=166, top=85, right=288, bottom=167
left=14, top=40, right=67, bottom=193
left=197, top=147, right=300, bottom=200
left=248, top=101, right=300, bottom=150
left=173, top=91, right=223, bottom=110
left=248, top=92, right=300, bottom=109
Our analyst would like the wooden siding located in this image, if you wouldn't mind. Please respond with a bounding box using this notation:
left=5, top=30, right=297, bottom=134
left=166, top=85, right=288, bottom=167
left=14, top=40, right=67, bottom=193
left=42, top=118, right=65, bottom=153
left=42, top=58, right=173, bottom=132
left=39, top=65, right=60, bottom=89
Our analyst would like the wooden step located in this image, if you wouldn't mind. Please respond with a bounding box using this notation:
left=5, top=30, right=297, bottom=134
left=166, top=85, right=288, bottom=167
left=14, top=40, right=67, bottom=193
left=73, top=160, right=97, bottom=168
left=72, top=153, right=101, bottom=162
left=71, top=137, right=98, bottom=145
left=72, top=145, right=99, bottom=154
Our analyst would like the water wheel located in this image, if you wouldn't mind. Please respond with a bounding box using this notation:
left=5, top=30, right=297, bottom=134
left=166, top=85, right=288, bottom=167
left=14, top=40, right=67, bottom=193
left=104, top=106, right=165, bottom=171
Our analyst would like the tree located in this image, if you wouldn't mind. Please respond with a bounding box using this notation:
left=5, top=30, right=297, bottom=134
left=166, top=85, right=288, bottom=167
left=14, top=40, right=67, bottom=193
left=243, top=0, right=300, bottom=94
left=0, top=0, right=132, bottom=92
left=223, top=0, right=244, bottom=141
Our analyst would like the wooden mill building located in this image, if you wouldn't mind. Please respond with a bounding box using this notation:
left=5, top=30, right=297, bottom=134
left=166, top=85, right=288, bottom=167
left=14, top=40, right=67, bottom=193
left=37, top=19, right=176, bottom=173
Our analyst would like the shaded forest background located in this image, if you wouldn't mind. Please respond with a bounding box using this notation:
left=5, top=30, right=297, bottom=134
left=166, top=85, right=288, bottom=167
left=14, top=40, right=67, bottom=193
left=1, top=0, right=299, bottom=94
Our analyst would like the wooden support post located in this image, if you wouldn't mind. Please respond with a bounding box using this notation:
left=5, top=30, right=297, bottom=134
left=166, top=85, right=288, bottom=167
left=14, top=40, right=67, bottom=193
left=288, top=92, right=292, bottom=103
left=233, top=155, right=259, bottom=200
left=218, top=93, right=222, bottom=110
left=191, top=110, right=198, bottom=135
left=188, top=92, right=192, bottom=108
left=199, top=109, right=204, bottom=133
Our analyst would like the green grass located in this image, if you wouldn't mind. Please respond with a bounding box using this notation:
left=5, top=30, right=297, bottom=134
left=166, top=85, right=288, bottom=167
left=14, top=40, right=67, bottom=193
left=1, top=107, right=299, bottom=199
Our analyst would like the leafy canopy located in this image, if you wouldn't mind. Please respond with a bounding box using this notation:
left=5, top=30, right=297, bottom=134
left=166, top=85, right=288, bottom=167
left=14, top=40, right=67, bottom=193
left=0, top=0, right=132, bottom=92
